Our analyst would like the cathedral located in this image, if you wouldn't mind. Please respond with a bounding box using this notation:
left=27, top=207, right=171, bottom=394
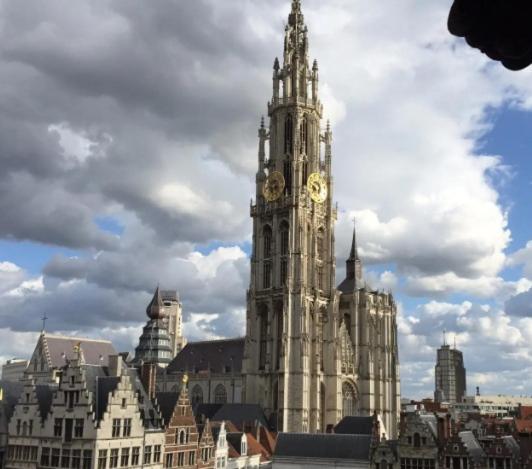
left=241, top=0, right=401, bottom=436
left=154, top=0, right=400, bottom=439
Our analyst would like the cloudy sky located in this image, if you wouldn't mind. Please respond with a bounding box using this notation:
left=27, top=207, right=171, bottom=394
left=1, top=0, right=532, bottom=399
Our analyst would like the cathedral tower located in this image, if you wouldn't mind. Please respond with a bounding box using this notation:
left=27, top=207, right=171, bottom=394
left=243, top=0, right=338, bottom=433
left=243, top=0, right=401, bottom=436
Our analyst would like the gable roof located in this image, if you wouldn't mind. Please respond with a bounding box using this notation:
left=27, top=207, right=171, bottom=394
left=334, top=416, right=374, bottom=435
left=167, top=338, right=245, bottom=374
left=42, top=333, right=117, bottom=368
left=95, top=377, right=120, bottom=421
left=274, top=433, right=372, bottom=461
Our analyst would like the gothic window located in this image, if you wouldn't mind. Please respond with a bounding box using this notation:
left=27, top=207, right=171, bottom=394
left=259, top=309, right=268, bottom=370
left=280, top=221, right=289, bottom=255
left=299, top=116, right=308, bottom=154
left=214, top=384, right=227, bottom=404
left=263, top=225, right=272, bottom=258
left=284, top=114, right=293, bottom=154
left=280, top=260, right=288, bottom=285
left=317, top=265, right=323, bottom=290
left=283, top=160, right=292, bottom=194
left=413, top=433, right=421, bottom=448
left=276, top=306, right=283, bottom=369
left=302, top=159, right=308, bottom=185
left=342, top=382, right=358, bottom=418
left=191, top=385, right=203, bottom=406
left=263, top=261, right=272, bottom=289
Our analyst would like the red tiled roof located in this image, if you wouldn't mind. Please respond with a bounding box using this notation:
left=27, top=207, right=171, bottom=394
left=246, top=433, right=271, bottom=462
left=516, top=419, right=532, bottom=434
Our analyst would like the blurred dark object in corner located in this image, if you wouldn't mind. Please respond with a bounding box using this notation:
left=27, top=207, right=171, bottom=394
left=448, top=0, right=532, bottom=71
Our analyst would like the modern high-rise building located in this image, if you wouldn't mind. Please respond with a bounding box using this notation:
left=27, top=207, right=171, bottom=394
left=434, top=341, right=467, bottom=404
left=242, top=0, right=401, bottom=436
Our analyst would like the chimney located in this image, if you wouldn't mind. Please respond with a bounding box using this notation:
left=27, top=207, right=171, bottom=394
left=108, top=355, right=123, bottom=377
left=140, top=362, right=157, bottom=400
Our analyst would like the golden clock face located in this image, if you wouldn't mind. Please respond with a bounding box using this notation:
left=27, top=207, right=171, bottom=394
left=263, top=171, right=285, bottom=202
left=307, top=173, right=328, bottom=204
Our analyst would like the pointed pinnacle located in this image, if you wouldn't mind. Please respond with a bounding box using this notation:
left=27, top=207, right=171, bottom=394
left=274, top=57, right=280, bottom=70
left=313, top=59, right=318, bottom=71
left=260, top=116, right=265, bottom=129
left=349, top=219, right=359, bottom=261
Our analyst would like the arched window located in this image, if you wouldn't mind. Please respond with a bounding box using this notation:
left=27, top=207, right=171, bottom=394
left=284, top=114, right=293, bottom=154
left=263, top=225, right=272, bottom=258
left=191, top=385, right=203, bottom=406
left=276, top=306, right=283, bottom=369
left=342, top=382, right=358, bottom=418
left=280, top=221, right=289, bottom=256
left=178, top=429, right=185, bottom=444
left=259, top=308, right=268, bottom=370
left=214, top=384, right=227, bottom=404
left=263, top=261, right=272, bottom=289
left=283, top=160, right=292, bottom=194
left=300, top=116, right=308, bottom=154
left=413, top=433, right=421, bottom=448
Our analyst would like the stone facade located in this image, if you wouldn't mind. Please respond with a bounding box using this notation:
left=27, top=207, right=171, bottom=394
left=242, top=0, right=400, bottom=436
left=5, top=349, right=165, bottom=469
left=434, top=344, right=466, bottom=404
left=160, top=291, right=187, bottom=357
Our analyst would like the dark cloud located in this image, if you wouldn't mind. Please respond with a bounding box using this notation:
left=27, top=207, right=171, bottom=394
left=505, top=288, right=532, bottom=317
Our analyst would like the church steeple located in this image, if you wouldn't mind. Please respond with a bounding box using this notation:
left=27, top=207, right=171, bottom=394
left=339, top=222, right=363, bottom=293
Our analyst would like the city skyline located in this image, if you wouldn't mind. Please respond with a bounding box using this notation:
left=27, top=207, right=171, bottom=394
left=0, top=0, right=532, bottom=401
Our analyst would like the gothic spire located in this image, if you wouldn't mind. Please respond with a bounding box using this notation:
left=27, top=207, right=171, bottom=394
left=345, top=221, right=362, bottom=284
left=146, top=286, right=167, bottom=320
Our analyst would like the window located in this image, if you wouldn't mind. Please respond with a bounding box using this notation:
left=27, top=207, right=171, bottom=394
left=299, top=116, right=308, bottom=154
left=51, top=448, right=60, bottom=467
left=98, top=450, right=107, bottom=469
left=188, top=451, right=195, bottom=465
left=16, top=419, right=20, bottom=435
left=41, top=448, right=50, bottom=467
left=280, top=222, right=289, bottom=255
left=112, top=419, right=121, bottom=437
left=29, top=420, right=33, bottom=436
left=143, top=447, right=152, bottom=465
left=120, top=448, right=129, bottom=467
left=414, top=433, right=421, bottom=448
left=276, top=308, right=283, bottom=369
left=284, top=114, right=293, bottom=154
left=177, top=452, right=185, bottom=466
left=342, top=382, right=358, bottom=418
left=121, top=398, right=127, bottom=409
left=214, top=384, right=227, bottom=404
left=283, top=160, right=292, bottom=194
left=65, top=419, right=73, bottom=443
left=317, top=229, right=324, bottom=259
left=74, top=419, right=84, bottom=438
left=164, top=453, right=172, bottom=468
left=61, top=449, right=70, bottom=468
left=123, top=418, right=131, bottom=437
left=72, top=450, right=81, bottom=469
left=179, top=429, right=185, bottom=444
left=153, top=446, right=161, bottom=463
left=259, top=309, right=268, bottom=370
left=263, top=226, right=272, bottom=258
left=280, top=259, right=288, bottom=285
left=83, top=450, right=92, bottom=469
left=263, top=261, right=271, bottom=289
left=131, top=448, right=140, bottom=466
left=241, top=439, right=247, bottom=457
left=191, top=385, right=203, bottom=406
left=110, top=449, right=119, bottom=469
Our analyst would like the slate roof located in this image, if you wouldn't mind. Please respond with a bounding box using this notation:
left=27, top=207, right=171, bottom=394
left=337, top=276, right=357, bottom=294
left=334, top=416, right=374, bottom=435
left=155, top=392, right=180, bottom=426
left=44, top=334, right=117, bottom=368
left=167, top=338, right=245, bottom=374
left=274, top=433, right=372, bottom=460
left=95, top=377, right=120, bottom=421
left=195, top=404, right=268, bottom=429
left=459, top=431, right=486, bottom=463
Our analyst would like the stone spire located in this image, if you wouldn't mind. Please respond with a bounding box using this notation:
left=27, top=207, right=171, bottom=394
left=346, top=221, right=362, bottom=283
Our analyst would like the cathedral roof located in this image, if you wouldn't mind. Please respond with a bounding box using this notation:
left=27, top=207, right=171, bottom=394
left=274, top=433, right=372, bottom=461
left=195, top=403, right=269, bottom=430
left=334, top=416, right=374, bottom=436
left=167, top=338, right=245, bottom=374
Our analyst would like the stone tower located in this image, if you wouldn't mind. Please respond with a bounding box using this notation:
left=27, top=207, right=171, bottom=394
left=434, top=338, right=466, bottom=404
left=134, top=287, right=173, bottom=367
left=243, top=0, right=401, bottom=437
left=161, top=290, right=187, bottom=356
